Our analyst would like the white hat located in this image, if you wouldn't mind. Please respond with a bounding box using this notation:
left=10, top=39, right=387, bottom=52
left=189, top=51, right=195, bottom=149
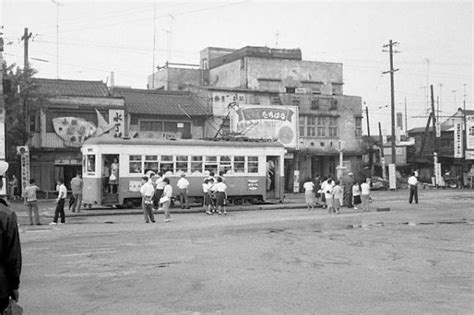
left=0, top=161, right=9, bottom=176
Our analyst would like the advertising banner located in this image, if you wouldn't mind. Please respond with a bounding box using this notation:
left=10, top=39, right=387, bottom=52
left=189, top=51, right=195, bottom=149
left=454, top=122, right=464, bottom=158
left=388, top=163, right=396, bottom=189
left=230, top=105, right=299, bottom=149
left=466, top=115, right=474, bottom=149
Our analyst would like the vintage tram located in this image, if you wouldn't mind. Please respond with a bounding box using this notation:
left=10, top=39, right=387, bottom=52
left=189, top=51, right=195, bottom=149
left=81, top=137, right=285, bottom=208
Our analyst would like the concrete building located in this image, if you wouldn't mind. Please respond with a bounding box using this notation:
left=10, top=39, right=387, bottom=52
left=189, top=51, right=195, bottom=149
left=148, top=46, right=363, bottom=190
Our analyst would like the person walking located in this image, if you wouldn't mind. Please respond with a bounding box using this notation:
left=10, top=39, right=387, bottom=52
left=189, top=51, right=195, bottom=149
left=160, top=177, right=173, bottom=222
left=303, top=178, right=315, bottom=211
left=352, top=181, right=362, bottom=210
left=140, top=176, right=155, bottom=223
left=332, top=180, right=344, bottom=214
left=408, top=172, right=419, bottom=204
left=50, top=179, right=67, bottom=225
left=360, top=178, right=371, bottom=212
left=176, top=174, right=190, bottom=209
left=213, top=176, right=227, bottom=215
left=23, top=179, right=41, bottom=225
left=0, top=161, right=22, bottom=314
left=70, top=173, right=83, bottom=213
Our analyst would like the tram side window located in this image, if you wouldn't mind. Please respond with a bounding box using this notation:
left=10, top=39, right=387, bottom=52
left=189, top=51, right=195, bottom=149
left=234, top=156, right=245, bottom=173
left=191, top=156, right=203, bottom=174
left=176, top=156, right=189, bottom=175
left=248, top=156, right=259, bottom=174
left=144, top=155, right=158, bottom=174
left=204, top=156, right=218, bottom=175
left=160, top=155, right=174, bottom=175
left=86, top=155, right=96, bottom=173
left=219, top=156, right=232, bottom=174
left=129, top=155, right=142, bottom=174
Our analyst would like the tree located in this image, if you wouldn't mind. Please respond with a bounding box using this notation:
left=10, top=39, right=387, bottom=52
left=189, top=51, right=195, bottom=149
left=2, top=60, right=40, bottom=164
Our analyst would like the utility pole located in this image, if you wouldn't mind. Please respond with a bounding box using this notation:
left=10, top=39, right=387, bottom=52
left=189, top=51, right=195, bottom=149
left=378, top=122, right=386, bottom=180
left=51, top=0, right=62, bottom=78
left=21, top=27, right=32, bottom=145
left=365, top=105, right=371, bottom=137
left=404, top=97, right=408, bottom=136
left=151, top=0, right=156, bottom=89
left=383, top=40, right=399, bottom=164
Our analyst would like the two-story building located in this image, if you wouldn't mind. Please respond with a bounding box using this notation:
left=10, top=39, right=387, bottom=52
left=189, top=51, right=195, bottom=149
left=148, top=46, right=363, bottom=190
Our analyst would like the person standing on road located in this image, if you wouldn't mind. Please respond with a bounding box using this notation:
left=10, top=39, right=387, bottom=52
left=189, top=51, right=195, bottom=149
left=303, top=178, right=315, bottom=211
left=408, top=172, right=419, bottom=204
left=360, top=178, right=371, bottom=212
left=176, top=173, right=190, bottom=209
left=160, top=177, right=173, bottom=222
left=202, top=178, right=213, bottom=215
left=140, top=176, right=155, bottom=223
left=23, top=179, right=41, bottom=225
left=153, top=171, right=165, bottom=211
left=0, top=161, right=22, bottom=314
left=332, top=180, right=344, bottom=214
left=50, top=179, right=67, bottom=225
left=70, top=173, right=83, bottom=213
left=9, top=175, right=19, bottom=200
left=352, top=181, right=362, bottom=210
left=321, top=176, right=335, bottom=212
left=213, top=176, right=227, bottom=215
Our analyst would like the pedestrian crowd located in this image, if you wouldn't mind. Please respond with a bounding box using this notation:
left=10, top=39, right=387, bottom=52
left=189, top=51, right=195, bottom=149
left=303, top=173, right=373, bottom=213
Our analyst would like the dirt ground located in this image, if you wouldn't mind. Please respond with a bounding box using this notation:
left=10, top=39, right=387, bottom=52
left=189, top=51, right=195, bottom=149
left=14, top=189, right=474, bottom=314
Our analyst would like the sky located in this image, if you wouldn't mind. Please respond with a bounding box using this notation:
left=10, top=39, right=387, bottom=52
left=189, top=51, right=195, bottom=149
left=1, top=0, right=473, bottom=135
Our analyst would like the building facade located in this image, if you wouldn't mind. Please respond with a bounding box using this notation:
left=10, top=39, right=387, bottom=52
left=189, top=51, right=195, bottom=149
left=27, top=78, right=126, bottom=191
left=148, top=46, right=363, bottom=191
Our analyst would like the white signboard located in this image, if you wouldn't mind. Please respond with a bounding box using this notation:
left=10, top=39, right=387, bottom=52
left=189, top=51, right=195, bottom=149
left=465, top=150, right=474, bottom=160
left=230, top=104, right=299, bottom=149
left=466, top=115, right=474, bottom=149
left=435, top=121, right=441, bottom=138
left=435, top=162, right=442, bottom=186
left=109, top=109, right=125, bottom=138
left=454, top=122, right=464, bottom=158
left=388, top=163, right=396, bottom=189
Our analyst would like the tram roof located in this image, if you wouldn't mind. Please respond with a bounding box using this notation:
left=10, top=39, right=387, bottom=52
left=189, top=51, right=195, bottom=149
left=83, top=137, right=285, bottom=148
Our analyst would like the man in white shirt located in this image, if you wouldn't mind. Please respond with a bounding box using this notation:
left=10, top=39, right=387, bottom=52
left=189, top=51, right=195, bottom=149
left=140, top=176, right=155, bottom=223
left=176, top=174, right=190, bottom=209
left=408, top=172, right=418, bottom=204
left=360, top=178, right=371, bottom=212
left=50, top=179, right=67, bottom=225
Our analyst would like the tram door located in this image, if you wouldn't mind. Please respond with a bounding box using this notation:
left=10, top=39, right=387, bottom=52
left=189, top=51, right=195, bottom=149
left=266, top=156, right=280, bottom=199
left=102, top=154, right=120, bottom=204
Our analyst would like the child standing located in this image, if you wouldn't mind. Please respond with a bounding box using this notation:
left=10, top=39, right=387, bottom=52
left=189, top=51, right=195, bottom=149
left=360, top=178, right=371, bottom=212
left=214, top=177, right=227, bottom=215
left=202, top=178, right=213, bottom=215
left=352, top=181, right=362, bottom=210
left=303, top=179, right=315, bottom=211
left=331, top=180, right=344, bottom=214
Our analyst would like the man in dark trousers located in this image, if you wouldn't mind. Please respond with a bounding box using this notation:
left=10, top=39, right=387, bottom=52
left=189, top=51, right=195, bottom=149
left=408, top=172, right=419, bottom=204
left=0, top=161, right=22, bottom=313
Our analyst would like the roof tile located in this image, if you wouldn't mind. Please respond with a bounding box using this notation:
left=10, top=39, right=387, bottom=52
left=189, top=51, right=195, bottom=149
left=32, top=78, right=110, bottom=97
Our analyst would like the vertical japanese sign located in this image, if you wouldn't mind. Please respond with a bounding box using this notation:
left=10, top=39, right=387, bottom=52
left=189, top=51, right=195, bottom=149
left=0, top=108, right=5, bottom=160
left=388, top=163, right=396, bottom=189
left=454, top=122, right=463, bottom=158
left=465, top=115, right=474, bottom=149
left=17, top=146, right=30, bottom=195
left=109, top=109, right=124, bottom=138
left=230, top=105, right=299, bottom=149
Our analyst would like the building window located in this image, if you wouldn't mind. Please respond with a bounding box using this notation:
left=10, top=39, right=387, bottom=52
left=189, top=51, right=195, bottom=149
left=307, top=116, right=316, bottom=137
left=355, top=117, right=362, bottom=137
left=299, top=116, right=306, bottom=137
left=329, top=99, right=338, bottom=110
left=140, top=121, right=163, bottom=131
left=29, top=114, right=36, bottom=132
left=328, top=117, right=338, bottom=137
left=311, top=99, right=319, bottom=110
left=317, top=116, right=327, bottom=137
left=286, top=87, right=295, bottom=94
left=332, top=84, right=342, bottom=95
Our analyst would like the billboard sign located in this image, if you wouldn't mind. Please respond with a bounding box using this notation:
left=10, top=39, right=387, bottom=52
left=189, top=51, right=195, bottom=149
left=230, top=105, right=299, bottom=149
left=454, top=122, right=463, bottom=158
left=466, top=115, right=474, bottom=149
